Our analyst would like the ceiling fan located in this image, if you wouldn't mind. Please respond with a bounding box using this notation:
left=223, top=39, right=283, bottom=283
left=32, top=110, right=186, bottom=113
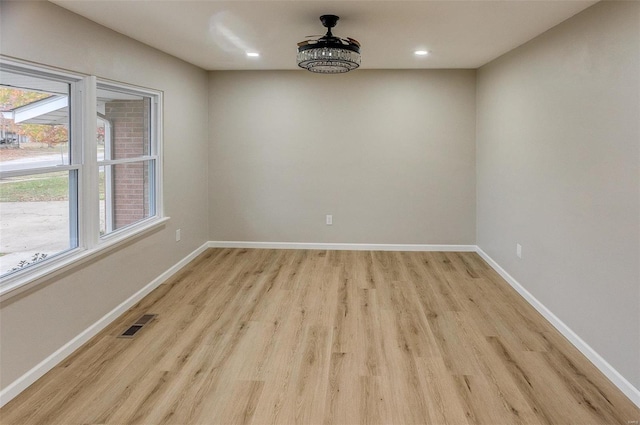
left=296, top=15, right=361, bottom=74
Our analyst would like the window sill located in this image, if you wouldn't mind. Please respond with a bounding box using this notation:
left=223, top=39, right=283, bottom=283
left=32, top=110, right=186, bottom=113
left=0, top=216, right=170, bottom=302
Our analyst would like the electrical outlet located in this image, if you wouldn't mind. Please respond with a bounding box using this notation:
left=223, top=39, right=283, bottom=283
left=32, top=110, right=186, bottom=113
left=516, top=243, right=522, bottom=259
left=176, top=229, right=181, bottom=242
left=326, top=215, right=333, bottom=225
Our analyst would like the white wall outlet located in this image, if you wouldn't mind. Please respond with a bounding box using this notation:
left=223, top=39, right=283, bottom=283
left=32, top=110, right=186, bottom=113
left=516, top=243, right=522, bottom=259
left=176, top=229, right=181, bottom=242
left=326, top=214, right=333, bottom=225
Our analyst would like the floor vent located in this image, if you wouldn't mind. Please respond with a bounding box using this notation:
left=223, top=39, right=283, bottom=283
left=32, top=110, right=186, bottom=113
left=118, top=314, right=157, bottom=338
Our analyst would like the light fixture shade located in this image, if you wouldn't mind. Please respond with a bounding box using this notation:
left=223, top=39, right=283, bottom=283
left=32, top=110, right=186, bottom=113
left=297, top=15, right=361, bottom=74
left=297, top=47, right=360, bottom=74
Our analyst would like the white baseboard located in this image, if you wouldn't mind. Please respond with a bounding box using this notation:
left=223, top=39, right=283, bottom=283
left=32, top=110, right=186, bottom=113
left=208, top=241, right=476, bottom=252
left=476, top=247, right=640, bottom=408
left=0, top=242, right=209, bottom=408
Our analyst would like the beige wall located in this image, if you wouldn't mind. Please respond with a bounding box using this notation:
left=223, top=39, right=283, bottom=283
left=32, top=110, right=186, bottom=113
left=476, top=1, right=640, bottom=388
left=0, top=1, right=209, bottom=388
left=208, top=70, right=476, bottom=244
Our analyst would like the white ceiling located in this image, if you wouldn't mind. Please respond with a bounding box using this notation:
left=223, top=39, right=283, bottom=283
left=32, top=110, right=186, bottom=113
left=50, top=0, right=598, bottom=71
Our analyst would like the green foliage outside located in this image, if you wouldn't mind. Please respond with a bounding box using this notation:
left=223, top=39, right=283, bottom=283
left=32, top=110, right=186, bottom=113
left=0, top=172, right=105, bottom=202
left=0, top=173, right=69, bottom=202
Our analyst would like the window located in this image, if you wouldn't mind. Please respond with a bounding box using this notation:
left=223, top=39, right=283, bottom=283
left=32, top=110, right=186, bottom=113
left=0, top=68, right=79, bottom=279
left=97, top=84, right=158, bottom=236
left=0, top=60, right=163, bottom=294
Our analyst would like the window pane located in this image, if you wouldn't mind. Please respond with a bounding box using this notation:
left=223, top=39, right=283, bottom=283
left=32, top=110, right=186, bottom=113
left=97, top=87, right=151, bottom=161
left=0, top=170, right=77, bottom=278
left=100, top=160, right=154, bottom=235
left=0, top=72, right=70, bottom=171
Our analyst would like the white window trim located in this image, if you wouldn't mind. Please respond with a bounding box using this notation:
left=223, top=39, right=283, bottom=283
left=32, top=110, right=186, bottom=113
left=95, top=79, right=164, bottom=242
left=0, top=58, right=166, bottom=301
left=0, top=217, right=170, bottom=301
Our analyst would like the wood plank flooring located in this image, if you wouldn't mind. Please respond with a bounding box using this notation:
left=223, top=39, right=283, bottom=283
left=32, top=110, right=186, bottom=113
left=1, top=248, right=638, bottom=424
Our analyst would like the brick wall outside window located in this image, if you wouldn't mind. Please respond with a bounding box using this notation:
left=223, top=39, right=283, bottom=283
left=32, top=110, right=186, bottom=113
left=105, top=99, right=150, bottom=230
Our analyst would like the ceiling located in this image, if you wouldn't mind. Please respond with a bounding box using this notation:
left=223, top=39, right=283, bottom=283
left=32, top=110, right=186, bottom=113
left=50, top=0, right=598, bottom=71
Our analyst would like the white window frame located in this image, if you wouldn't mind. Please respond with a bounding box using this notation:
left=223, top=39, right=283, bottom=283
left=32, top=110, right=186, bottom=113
left=97, top=114, right=114, bottom=233
left=95, top=80, right=163, bottom=241
left=0, top=58, right=166, bottom=300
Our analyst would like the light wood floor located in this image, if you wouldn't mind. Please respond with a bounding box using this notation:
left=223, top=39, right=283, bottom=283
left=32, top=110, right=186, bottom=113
left=1, top=249, right=638, bottom=425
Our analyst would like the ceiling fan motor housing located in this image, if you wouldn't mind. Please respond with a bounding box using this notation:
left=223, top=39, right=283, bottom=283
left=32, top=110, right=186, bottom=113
left=320, top=15, right=339, bottom=29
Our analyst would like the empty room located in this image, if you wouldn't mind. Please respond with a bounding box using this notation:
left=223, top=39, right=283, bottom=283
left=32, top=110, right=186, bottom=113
left=0, top=0, right=638, bottom=423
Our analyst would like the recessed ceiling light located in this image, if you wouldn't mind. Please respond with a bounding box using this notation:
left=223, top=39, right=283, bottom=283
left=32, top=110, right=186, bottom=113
left=414, top=50, right=429, bottom=56
left=246, top=52, right=260, bottom=57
